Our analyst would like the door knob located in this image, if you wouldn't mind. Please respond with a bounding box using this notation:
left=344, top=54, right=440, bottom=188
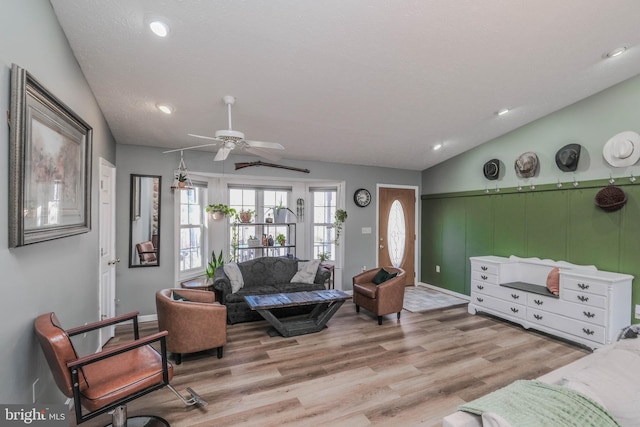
left=379, top=245, right=385, bottom=249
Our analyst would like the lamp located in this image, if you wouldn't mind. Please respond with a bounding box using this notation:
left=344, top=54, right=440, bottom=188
left=171, top=150, right=194, bottom=190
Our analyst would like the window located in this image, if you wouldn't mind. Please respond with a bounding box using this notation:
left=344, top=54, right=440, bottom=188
left=228, top=187, right=292, bottom=262
left=177, top=183, right=207, bottom=278
left=311, top=188, right=337, bottom=261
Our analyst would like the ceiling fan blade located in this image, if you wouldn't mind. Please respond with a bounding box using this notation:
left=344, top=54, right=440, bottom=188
left=188, top=133, right=221, bottom=141
left=245, top=139, right=285, bottom=150
left=162, top=141, right=220, bottom=154
left=214, top=146, right=232, bottom=161
left=244, top=147, right=283, bottom=162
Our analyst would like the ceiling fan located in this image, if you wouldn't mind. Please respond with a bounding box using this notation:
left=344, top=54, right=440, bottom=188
left=163, top=95, right=285, bottom=161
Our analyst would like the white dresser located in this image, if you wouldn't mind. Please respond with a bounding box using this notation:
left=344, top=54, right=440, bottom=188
left=469, top=256, right=633, bottom=349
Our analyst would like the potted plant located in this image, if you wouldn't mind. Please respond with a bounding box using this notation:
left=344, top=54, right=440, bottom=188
left=238, top=209, right=255, bottom=223
left=275, top=233, right=287, bottom=246
left=271, top=201, right=296, bottom=223
left=333, top=209, right=347, bottom=244
left=205, top=250, right=224, bottom=279
left=176, top=173, right=188, bottom=188
left=206, top=204, right=236, bottom=221
left=318, top=251, right=331, bottom=262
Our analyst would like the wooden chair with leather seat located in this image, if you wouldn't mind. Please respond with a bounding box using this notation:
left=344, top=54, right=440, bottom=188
left=136, top=240, right=158, bottom=265
left=34, top=311, right=206, bottom=426
left=155, top=288, right=227, bottom=365
left=352, top=266, right=406, bottom=325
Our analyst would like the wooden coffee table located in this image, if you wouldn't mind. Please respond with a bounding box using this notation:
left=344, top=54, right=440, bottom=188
left=244, top=290, right=351, bottom=337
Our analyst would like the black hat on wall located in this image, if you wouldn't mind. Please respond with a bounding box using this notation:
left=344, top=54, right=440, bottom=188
left=555, top=143, right=581, bottom=172
left=483, top=159, right=500, bottom=180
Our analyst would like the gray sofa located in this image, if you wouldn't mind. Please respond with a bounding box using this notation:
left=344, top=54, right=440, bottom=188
left=212, top=256, right=331, bottom=324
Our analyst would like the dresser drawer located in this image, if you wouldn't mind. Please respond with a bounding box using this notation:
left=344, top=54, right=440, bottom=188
left=563, top=289, right=607, bottom=309
left=527, top=309, right=605, bottom=344
left=471, top=262, right=499, bottom=276
left=561, top=276, right=607, bottom=296
left=528, top=294, right=605, bottom=326
left=471, top=270, right=498, bottom=285
left=472, top=294, right=525, bottom=319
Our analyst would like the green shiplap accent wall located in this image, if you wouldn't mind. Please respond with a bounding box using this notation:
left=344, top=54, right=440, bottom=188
left=421, top=179, right=639, bottom=323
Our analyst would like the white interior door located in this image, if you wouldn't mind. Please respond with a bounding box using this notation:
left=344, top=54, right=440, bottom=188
left=98, top=158, right=117, bottom=347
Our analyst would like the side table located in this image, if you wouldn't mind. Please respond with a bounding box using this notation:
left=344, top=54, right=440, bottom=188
left=180, top=276, right=213, bottom=291
left=320, top=263, right=335, bottom=289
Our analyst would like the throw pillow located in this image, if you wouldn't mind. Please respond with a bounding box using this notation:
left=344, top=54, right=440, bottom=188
left=172, top=291, right=191, bottom=302
left=546, top=267, right=560, bottom=295
left=372, top=268, right=391, bottom=285
left=291, top=259, right=320, bottom=284
left=224, top=262, right=244, bottom=293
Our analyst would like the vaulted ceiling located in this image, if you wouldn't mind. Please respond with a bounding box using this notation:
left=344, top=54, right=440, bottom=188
left=50, top=0, right=640, bottom=170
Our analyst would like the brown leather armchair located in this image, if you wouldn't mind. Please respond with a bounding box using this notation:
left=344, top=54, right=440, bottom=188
left=34, top=311, right=206, bottom=426
left=353, top=267, right=406, bottom=325
left=156, top=288, right=227, bottom=364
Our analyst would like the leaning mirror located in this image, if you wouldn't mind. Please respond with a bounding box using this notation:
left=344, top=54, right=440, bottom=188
left=129, top=174, right=161, bottom=267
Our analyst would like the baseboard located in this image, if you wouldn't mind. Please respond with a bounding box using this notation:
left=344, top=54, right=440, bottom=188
left=139, top=313, right=158, bottom=323
left=415, top=282, right=470, bottom=301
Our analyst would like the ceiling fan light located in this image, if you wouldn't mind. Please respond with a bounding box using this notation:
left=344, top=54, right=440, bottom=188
left=149, top=20, right=169, bottom=37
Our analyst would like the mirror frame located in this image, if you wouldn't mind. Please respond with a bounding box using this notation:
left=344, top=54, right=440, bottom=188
left=129, top=174, right=162, bottom=268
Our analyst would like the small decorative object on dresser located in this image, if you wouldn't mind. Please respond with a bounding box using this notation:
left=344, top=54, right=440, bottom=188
left=468, top=255, right=633, bottom=350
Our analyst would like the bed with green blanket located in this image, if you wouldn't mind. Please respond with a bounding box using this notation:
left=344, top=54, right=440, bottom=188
left=459, top=380, right=620, bottom=427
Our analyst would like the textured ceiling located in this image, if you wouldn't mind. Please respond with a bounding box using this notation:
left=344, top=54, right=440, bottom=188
left=50, top=0, right=640, bottom=171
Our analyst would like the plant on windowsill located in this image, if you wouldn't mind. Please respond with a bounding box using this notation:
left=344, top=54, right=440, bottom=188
left=205, top=250, right=224, bottom=280
left=206, top=204, right=236, bottom=221
left=333, top=209, right=347, bottom=245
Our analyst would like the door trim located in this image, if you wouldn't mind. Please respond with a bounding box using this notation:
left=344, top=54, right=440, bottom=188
left=376, top=184, right=419, bottom=284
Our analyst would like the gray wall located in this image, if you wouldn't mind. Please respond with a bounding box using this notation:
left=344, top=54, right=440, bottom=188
left=115, top=144, right=421, bottom=315
left=422, top=74, right=640, bottom=193
left=0, top=1, right=116, bottom=404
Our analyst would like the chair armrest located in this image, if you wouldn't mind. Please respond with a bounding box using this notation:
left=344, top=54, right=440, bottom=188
left=66, top=311, right=141, bottom=337
left=375, top=273, right=406, bottom=298
left=212, top=267, right=232, bottom=303
left=67, top=330, right=169, bottom=369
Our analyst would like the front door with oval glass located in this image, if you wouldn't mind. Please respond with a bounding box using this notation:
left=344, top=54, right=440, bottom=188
left=378, top=187, right=415, bottom=285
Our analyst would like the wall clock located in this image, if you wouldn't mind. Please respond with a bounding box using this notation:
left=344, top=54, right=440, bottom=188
left=354, top=188, right=371, bottom=207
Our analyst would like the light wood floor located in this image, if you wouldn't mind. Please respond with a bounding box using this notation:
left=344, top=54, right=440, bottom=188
left=75, top=305, right=589, bottom=427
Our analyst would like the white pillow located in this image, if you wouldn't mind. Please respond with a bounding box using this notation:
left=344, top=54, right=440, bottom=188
left=481, top=412, right=513, bottom=427
left=223, top=262, right=244, bottom=293
left=291, top=259, right=320, bottom=285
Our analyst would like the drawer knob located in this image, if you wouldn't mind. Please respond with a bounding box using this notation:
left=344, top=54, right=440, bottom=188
left=510, top=307, right=519, bottom=313
left=534, top=314, right=543, bottom=320
left=577, top=283, right=590, bottom=290
left=577, top=295, right=589, bottom=303
left=582, top=328, right=595, bottom=336
left=476, top=297, right=484, bottom=303
left=481, top=275, right=488, bottom=280
left=511, top=294, right=520, bottom=300
left=477, top=285, right=484, bottom=290
left=583, top=311, right=595, bottom=319
left=534, top=299, right=543, bottom=305
left=481, top=266, right=488, bottom=271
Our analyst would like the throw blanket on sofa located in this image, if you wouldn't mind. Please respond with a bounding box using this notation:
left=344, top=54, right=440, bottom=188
left=459, top=380, right=620, bottom=427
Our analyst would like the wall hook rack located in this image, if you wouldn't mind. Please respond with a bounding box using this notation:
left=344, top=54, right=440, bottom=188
left=573, top=178, right=579, bottom=188
left=630, top=174, right=636, bottom=184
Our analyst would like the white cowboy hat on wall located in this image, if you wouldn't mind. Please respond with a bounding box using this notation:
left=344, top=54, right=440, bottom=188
left=603, top=131, right=640, bottom=168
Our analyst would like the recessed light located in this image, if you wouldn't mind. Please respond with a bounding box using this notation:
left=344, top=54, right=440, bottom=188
left=149, top=20, right=169, bottom=37
left=157, top=104, right=174, bottom=114
left=606, top=46, right=627, bottom=58
left=433, top=143, right=443, bottom=151
left=497, top=108, right=510, bottom=116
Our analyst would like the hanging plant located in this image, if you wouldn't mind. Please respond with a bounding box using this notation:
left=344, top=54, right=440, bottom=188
left=333, top=209, right=347, bottom=245
left=206, top=204, right=236, bottom=220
